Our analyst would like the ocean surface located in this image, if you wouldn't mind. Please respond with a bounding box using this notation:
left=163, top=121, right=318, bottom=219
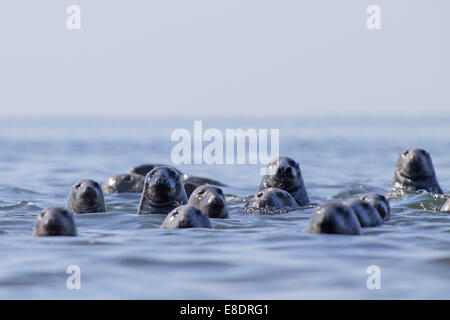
left=0, top=116, right=450, bottom=299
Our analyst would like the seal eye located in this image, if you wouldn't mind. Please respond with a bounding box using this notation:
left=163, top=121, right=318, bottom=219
left=256, top=192, right=263, bottom=198
left=93, top=182, right=100, bottom=189
left=288, top=159, right=298, bottom=167
left=217, top=189, right=223, bottom=196
left=75, top=183, right=81, bottom=189
left=197, top=189, right=206, bottom=196
left=403, top=150, right=409, bottom=156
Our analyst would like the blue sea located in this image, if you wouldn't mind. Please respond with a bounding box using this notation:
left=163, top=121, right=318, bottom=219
left=0, top=116, right=450, bottom=299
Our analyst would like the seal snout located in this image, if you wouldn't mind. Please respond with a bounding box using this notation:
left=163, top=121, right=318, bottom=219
left=79, top=185, right=99, bottom=205
left=208, top=195, right=225, bottom=209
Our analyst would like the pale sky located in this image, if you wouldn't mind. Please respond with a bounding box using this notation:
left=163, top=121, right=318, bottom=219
left=0, top=0, right=449, bottom=117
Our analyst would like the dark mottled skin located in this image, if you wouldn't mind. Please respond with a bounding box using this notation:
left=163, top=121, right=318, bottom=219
left=188, top=185, right=229, bottom=218
left=309, top=202, right=361, bottom=235
left=361, top=193, right=390, bottom=220
left=258, top=157, right=310, bottom=206
left=342, top=198, right=383, bottom=227
left=33, top=208, right=77, bottom=237
left=161, top=205, right=212, bottom=229
left=138, top=166, right=188, bottom=215
left=66, top=179, right=106, bottom=214
left=392, top=148, right=443, bottom=194
left=102, top=173, right=144, bottom=194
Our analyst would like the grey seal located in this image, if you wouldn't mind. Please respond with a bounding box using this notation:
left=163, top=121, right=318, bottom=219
left=258, top=157, right=310, bottom=206
left=138, top=165, right=188, bottom=215
left=441, top=199, right=450, bottom=212
left=33, top=208, right=77, bottom=237
left=361, top=193, right=390, bottom=220
left=161, top=205, right=212, bottom=229
left=309, top=202, right=361, bottom=235
left=342, top=198, right=383, bottom=227
left=243, top=187, right=299, bottom=214
left=130, top=163, right=226, bottom=197
left=66, top=179, right=106, bottom=214
left=391, top=148, right=443, bottom=194
left=130, top=164, right=163, bottom=176
left=102, top=173, right=144, bottom=194
left=187, top=185, right=229, bottom=218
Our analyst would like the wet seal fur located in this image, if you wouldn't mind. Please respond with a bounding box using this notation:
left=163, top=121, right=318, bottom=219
left=342, top=198, right=383, bottom=227
left=67, top=179, right=106, bottom=214
left=188, top=185, right=229, bottom=218
left=361, top=193, right=390, bottom=220
left=391, top=148, right=443, bottom=194
left=309, top=202, right=361, bottom=235
left=102, top=173, right=144, bottom=194
left=130, top=163, right=226, bottom=198
left=161, top=205, right=212, bottom=229
left=33, top=208, right=77, bottom=237
left=243, top=187, right=299, bottom=215
left=258, top=157, right=310, bottom=206
left=138, top=166, right=187, bottom=215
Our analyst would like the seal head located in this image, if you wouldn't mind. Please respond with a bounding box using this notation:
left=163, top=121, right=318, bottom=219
left=188, top=185, right=229, bottom=219
left=33, top=208, right=77, bottom=237
left=67, top=179, right=106, bottom=214
left=130, top=163, right=226, bottom=197
left=102, top=173, right=144, bottom=194
left=258, top=157, right=310, bottom=206
left=309, top=202, right=361, bottom=235
left=392, top=148, right=443, bottom=194
left=138, top=166, right=188, bottom=215
left=342, top=198, right=384, bottom=227
left=245, top=187, right=298, bottom=211
left=361, top=193, right=390, bottom=220
left=161, top=205, right=212, bottom=229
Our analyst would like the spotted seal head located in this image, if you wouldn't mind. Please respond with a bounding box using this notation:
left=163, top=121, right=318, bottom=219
left=361, top=193, right=390, bottom=220
left=245, top=187, right=298, bottom=211
left=33, top=208, right=77, bottom=237
left=258, top=157, right=310, bottom=206
left=342, top=198, right=383, bottom=227
left=138, top=166, right=188, bottom=215
left=102, top=173, right=144, bottom=194
left=130, top=163, right=226, bottom=198
left=187, top=185, right=229, bottom=219
left=309, top=202, right=361, bottom=235
left=392, top=148, right=443, bottom=194
left=161, top=205, right=212, bottom=229
left=67, top=179, right=106, bottom=214
left=441, top=199, right=450, bottom=212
